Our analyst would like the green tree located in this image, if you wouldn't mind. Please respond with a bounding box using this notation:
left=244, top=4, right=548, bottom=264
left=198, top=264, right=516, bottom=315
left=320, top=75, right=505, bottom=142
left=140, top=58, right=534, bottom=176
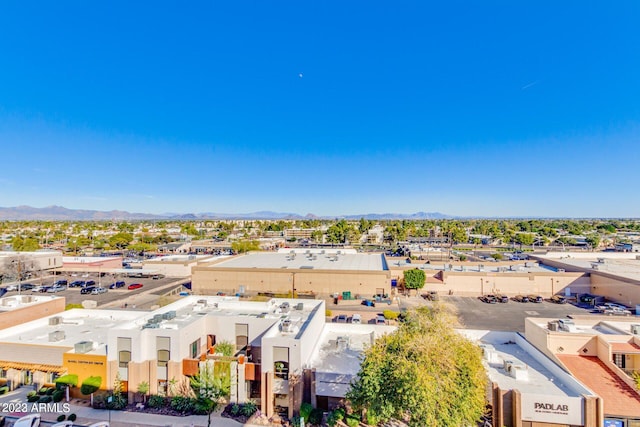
left=514, top=233, right=535, bottom=247
left=190, top=360, right=227, bottom=427
left=403, top=269, right=426, bottom=290
left=137, top=381, right=150, bottom=404
left=346, top=306, right=486, bottom=427
left=585, top=235, right=601, bottom=250
left=231, top=240, right=260, bottom=254
left=109, top=232, right=134, bottom=249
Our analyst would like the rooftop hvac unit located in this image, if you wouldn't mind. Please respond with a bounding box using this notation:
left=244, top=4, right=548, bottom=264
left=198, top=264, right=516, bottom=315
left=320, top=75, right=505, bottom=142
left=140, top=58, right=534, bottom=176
left=74, top=340, right=94, bottom=354
left=197, top=299, right=208, bottom=305
left=295, top=303, right=304, bottom=311
left=631, top=324, right=640, bottom=335
left=153, top=314, right=163, bottom=322
left=591, top=263, right=599, bottom=270
left=142, top=323, right=160, bottom=329
left=597, top=258, right=605, bottom=264
left=336, top=336, right=349, bottom=351
left=281, top=319, right=293, bottom=333
left=48, top=330, right=65, bottom=342
left=162, top=311, right=177, bottom=320
left=49, top=316, right=63, bottom=326
left=548, top=321, right=559, bottom=331
left=558, top=269, right=565, bottom=273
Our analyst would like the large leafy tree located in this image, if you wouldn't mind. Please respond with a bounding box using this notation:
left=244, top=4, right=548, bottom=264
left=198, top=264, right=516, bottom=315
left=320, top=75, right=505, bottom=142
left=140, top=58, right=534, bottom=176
left=347, top=306, right=486, bottom=427
left=403, top=268, right=426, bottom=290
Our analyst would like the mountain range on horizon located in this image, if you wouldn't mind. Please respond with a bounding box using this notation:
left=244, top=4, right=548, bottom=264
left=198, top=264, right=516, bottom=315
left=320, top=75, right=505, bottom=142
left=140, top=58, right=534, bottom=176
left=0, top=205, right=454, bottom=221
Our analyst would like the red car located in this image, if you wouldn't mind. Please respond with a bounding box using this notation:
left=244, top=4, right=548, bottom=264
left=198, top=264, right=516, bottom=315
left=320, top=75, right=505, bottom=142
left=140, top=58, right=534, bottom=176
left=128, top=283, right=143, bottom=290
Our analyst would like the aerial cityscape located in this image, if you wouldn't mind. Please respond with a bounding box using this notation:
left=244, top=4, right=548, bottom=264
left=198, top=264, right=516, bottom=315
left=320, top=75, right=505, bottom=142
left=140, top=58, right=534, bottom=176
left=1, top=1, right=640, bottom=427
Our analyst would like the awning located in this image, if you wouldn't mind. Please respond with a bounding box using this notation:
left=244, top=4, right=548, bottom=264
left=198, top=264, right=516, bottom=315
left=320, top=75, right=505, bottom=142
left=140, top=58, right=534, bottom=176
left=611, top=342, right=640, bottom=354
left=0, top=360, right=65, bottom=373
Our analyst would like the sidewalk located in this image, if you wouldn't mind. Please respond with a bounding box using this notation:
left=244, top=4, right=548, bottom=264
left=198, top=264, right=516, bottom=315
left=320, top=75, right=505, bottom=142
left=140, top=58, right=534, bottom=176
left=0, top=387, right=263, bottom=427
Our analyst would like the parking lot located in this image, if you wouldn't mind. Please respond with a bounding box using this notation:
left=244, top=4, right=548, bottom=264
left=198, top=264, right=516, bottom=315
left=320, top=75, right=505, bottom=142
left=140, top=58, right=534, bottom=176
left=2, top=274, right=188, bottom=307
left=445, top=296, right=596, bottom=332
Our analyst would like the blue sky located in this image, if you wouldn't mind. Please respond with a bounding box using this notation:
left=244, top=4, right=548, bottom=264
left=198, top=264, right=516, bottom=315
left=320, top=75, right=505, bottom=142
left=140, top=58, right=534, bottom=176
left=1, top=1, right=639, bottom=217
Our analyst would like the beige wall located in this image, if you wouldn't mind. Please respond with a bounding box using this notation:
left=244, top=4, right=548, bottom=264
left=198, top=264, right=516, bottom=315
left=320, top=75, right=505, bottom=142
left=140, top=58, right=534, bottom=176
left=590, top=273, right=640, bottom=307
left=0, top=297, right=65, bottom=330
left=193, top=267, right=390, bottom=297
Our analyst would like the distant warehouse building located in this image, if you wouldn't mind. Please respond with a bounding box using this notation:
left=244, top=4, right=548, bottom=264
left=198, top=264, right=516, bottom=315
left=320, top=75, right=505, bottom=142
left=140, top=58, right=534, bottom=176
left=192, top=249, right=392, bottom=297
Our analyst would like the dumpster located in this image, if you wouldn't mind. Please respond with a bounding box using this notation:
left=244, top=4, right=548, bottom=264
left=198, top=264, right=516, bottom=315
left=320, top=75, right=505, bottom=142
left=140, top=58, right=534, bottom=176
left=342, top=291, right=352, bottom=300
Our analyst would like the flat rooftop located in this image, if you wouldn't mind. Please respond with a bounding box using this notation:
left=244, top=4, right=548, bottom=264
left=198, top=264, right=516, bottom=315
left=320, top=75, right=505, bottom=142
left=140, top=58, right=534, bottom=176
left=308, top=323, right=397, bottom=397
left=145, top=254, right=221, bottom=263
left=390, top=260, right=551, bottom=274
left=529, top=317, right=637, bottom=336
left=461, top=330, right=590, bottom=398
left=205, top=252, right=387, bottom=271
left=534, top=252, right=640, bottom=282
left=0, top=295, right=62, bottom=313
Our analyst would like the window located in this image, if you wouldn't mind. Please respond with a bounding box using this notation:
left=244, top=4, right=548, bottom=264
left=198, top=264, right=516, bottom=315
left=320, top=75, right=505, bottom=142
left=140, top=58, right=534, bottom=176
left=273, top=346, right=290, bottom=380
left=236, top=324, right=249, bottom=352
left=157, top=337, right=171, bottom=367
left=613, top=353, right=626, bottom=369
left=190, top=339, right=201, bottom=359
left=118, top=351, right=131, bottom=368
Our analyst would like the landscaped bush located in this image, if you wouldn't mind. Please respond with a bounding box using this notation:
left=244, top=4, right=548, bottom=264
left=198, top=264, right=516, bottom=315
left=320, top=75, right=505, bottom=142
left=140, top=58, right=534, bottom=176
left=67, top=414, right=77, bottom=422
left=325, top=309, right=332, bottom=317
left=345, top=414, right=360, bottom=427
left=366, top=409, right=380, bottom=425
left=56, top=415, right=66, bottom=422
left=240, top=400, right=257, bottom=417
left=46, top=388, right=55, bottom=396
left=52, top=390, right=64, bottom=402
left=147, top=395, right=166, bottom=408
left=80, top=376, right=102, bottom=396
left=55, top=374, right=79, bottom=387
left=0, top=386, right=9, bottom=395
left=170, top=396, right=195, bottom=413
left=327, top=408, right=345, bottom=427
left=309, top=407, right=323, bottom=425
left=300, top=402, right=314, bottom=421
left=26, top=391, right=37, bottom=398
left=230, top=403, right=240, bottom=416
left=38, top=395, right=53, bottom=404
left=27, top=395, right=40, bottom=402
left=38, top=387, right=49, bottom=395
left=194, top=398, right=213, bottom=416
left=382, top=310, right=399, bottom=320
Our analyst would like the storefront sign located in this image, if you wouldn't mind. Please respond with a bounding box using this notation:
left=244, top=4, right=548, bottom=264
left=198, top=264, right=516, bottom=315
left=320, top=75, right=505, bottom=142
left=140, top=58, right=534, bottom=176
left=521, top=393, right=583, bottom=425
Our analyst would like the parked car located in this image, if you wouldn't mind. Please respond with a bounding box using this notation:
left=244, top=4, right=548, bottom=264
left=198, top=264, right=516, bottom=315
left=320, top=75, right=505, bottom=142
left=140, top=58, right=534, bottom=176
left=422, top=291, right=439, bottom=301
left=498, top=295, right=509, bottom=303
left=336, top=314, right=348, bottom=323
left=109, top=281, right=126, bottom=289
left=361, top=299, right=375, bottom=307
left=351, top=314, right=362, bottom=324
left=31, top=285, right=45, bottom=293
left=54, top=280, right=68, bottom=286
left=69, top=280, right=85, bottom=288
left=597, top=302, right=629, bottom=312
left=376, top=315, right=386, bottom=325
left=514, top=295, right=529, bottom=303
left=4, top=284, right=18, bottom=291
left=91, top=287, right=108, bottom=295
left=128, top=283, right=143, bottom=290
left=603, top=307, right=632, bottom=316
left=85, top=280, right=96, bottom=287
left=550, top=295, right=568, bottom=304
left=19, top=283, right=35, bottom=291
left=480, top=295, right=498, bottom=304
left=47, top=285, right=66, bottom=293
left=528, top=295, right=543, bottom=303
left=80, top=287, right=96, bottom=295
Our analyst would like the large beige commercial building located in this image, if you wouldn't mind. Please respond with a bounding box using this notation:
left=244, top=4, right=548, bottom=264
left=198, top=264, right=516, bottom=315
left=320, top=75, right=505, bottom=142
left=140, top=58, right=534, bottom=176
left=193, top=249, right=392, bottom=297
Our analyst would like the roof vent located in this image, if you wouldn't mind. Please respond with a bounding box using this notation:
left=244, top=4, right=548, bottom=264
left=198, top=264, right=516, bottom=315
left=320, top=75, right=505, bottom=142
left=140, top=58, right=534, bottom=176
left=49, top=316, right=63, bottom=326
left=631, top=325, right=640, bottom=335
left=49, top=330, right=65, bottom=342
left=74, top=340, right=94, bottom=354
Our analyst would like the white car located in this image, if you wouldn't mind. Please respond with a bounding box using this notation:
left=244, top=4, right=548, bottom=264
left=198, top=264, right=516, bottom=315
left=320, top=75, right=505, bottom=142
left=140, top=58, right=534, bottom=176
left=47, top=285, right=66, bottom=293
left=603, top=307, right=632, bottom=316
left=90, top=287, right=108, bottom=295
left=351, top=314, right=362, bottom=324
left=4, top=284, right=17, bottom=291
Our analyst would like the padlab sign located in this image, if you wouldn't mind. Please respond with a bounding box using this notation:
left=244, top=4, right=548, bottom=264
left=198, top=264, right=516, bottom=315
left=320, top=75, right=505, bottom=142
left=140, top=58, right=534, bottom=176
left=521, top=393, right=584, bottom=425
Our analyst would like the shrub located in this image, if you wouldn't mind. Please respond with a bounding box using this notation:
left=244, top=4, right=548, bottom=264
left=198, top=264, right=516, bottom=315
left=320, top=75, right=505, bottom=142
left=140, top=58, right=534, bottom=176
left=106, top=394, right=127, bottom=410
left=68, top=414, right=77, bottom=422
left=55, top=374, right=79, bottom=387
left=459, top=254, right=467, bottom=261
left=230, top=403, right=240, bottom=416
left=27, top=391, right=37, bottom=398
left=52, top=390, right=64, bottom=402
left=214, top=340, right=235, bottom=357
left=46, top=388, right=55, bottom=396
left=147, top=395, right=166, bottom=408
left=382, top=310, right=399, bottom=320
left=80, top=376, right=102, bottom=396
left=325, top=309, right=332, bottom=317
left=170, top=396, right=195, bottom=413
left=193, top=398, right=213, bottom=415
left=0, top=386, right=8, bottom=395
left=38, top=387, right=49, bottom=395
left=300, top=402, right=314, bottom=421
left=309, top=407, right=324, bottom=425
left=345, top=414, right=360, bottom=427
left=240, top=400, right=257, bottom=417
left=38, top=396, right=53, bottom=404
left=27, top=395, right=40, bottom=402
left=327, top=409, right=345, bottom=427
left=56, top=415, right=66, bottom=422
left=366, top=409, right=380, bottom=425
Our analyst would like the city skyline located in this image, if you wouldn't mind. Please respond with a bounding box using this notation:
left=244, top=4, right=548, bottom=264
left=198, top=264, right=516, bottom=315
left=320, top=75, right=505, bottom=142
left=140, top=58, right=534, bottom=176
left=1, top=2, right=639, bottom=217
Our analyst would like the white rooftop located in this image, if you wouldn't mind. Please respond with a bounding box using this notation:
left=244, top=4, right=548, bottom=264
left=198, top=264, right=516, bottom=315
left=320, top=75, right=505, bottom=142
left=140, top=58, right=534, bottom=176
left=461, top=330, right=592, bottom=398
left=207, top=252, right=387, bottom=271
left=0, top=295, right=62, bottom=313
left=535, top=252, right=640, bottom=281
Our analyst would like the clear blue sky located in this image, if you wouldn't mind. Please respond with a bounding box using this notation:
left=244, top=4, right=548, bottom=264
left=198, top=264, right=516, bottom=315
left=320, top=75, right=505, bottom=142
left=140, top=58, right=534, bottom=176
left=1, top=1, right=639, bottom=217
